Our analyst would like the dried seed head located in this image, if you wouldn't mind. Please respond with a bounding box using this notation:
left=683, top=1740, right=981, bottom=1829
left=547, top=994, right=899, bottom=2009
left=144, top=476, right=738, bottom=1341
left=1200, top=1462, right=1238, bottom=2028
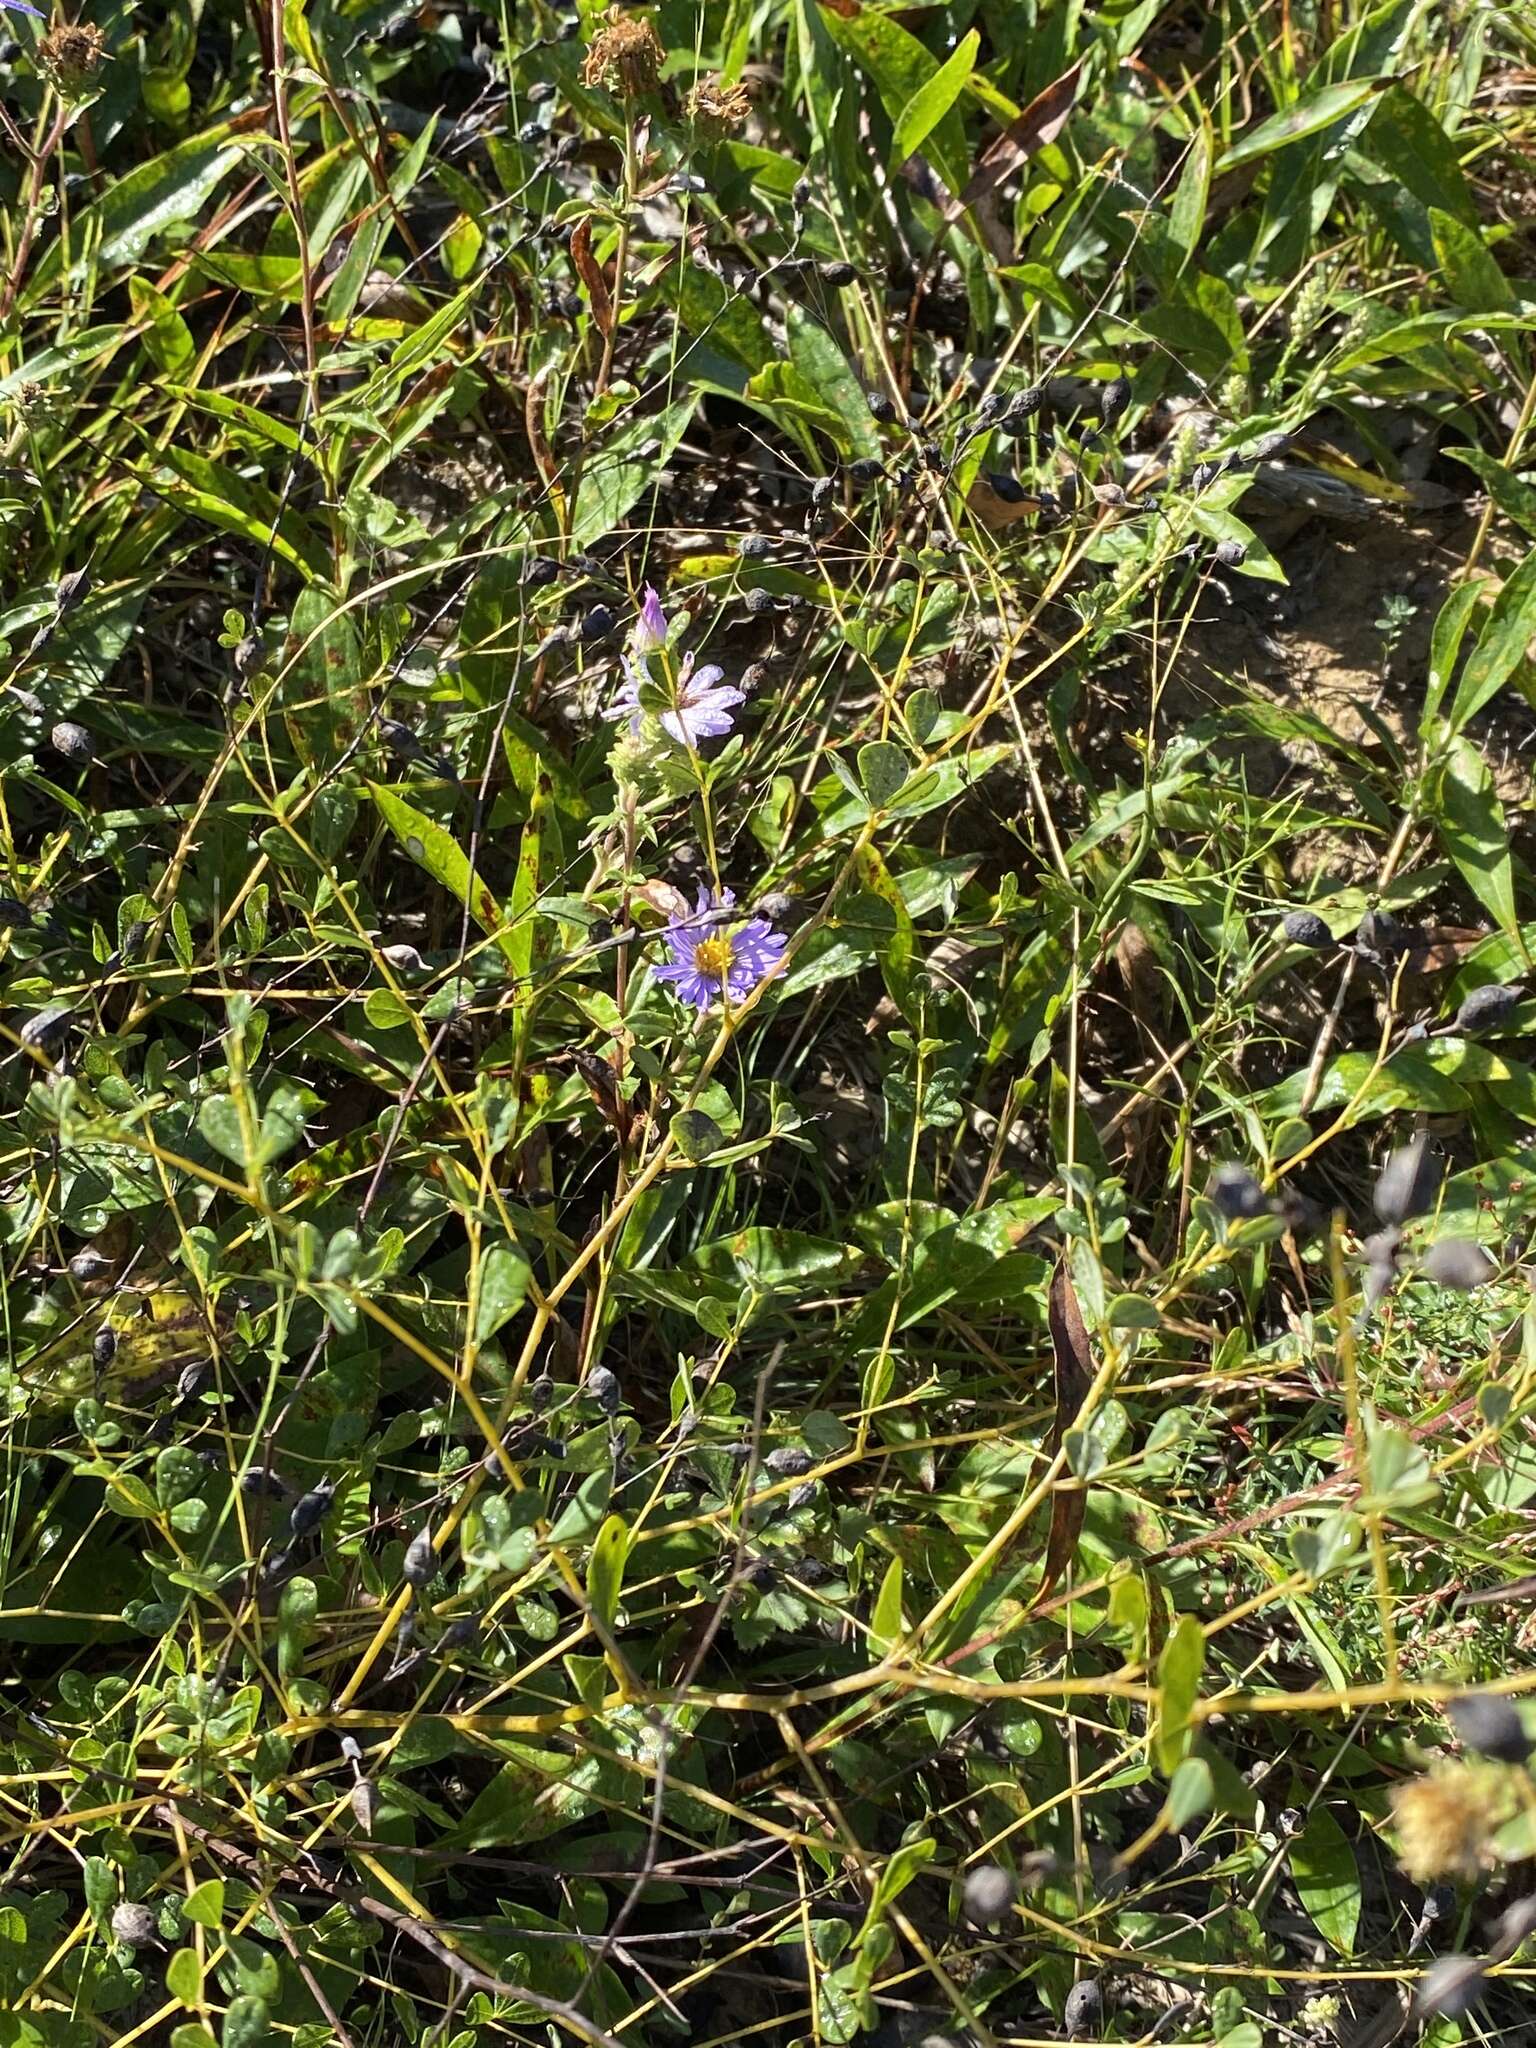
left=581, top=8, right=664, bottom=96
left=1454, top=982, right=1522, bottom=1035
left=738, top=534, right=773, bottom=560
left=1374, top=1135, right=1441, bottom=1225
left=1422, top=1238, right=1496, bottom=1291
left=111, top=1901, right=159, bottom=1949
left=587, top=1364, right=621, bottom=1414
left=1063, top=1980, right=1103, bottom=2039
left=962, top=1863, right=1016, bottom=1926
left=1448, top=1691, right=1531, bottom=1764
left=1209, top=1164, right=1270, bottom=1221
left=1413, top=1956, right=1486, bottom=2021
left=402, top=1525, right=436, bottom=1588
left=686, top=74, right=752, bottom=133
left=1391, top=1769, right=1495, bottom=1881
left=39, top=22, right=107, bottom=90
left=1282, top=908, right=1333, bottom=949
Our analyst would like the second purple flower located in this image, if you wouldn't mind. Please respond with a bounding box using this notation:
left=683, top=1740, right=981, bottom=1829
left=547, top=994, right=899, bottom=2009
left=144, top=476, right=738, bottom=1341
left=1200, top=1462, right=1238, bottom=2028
left=605, top=585, right=743, bottom=749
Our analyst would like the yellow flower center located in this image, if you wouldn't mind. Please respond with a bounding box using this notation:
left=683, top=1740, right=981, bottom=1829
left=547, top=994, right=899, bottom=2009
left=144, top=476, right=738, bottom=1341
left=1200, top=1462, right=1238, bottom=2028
left=692, top=935, right=735, bottom=982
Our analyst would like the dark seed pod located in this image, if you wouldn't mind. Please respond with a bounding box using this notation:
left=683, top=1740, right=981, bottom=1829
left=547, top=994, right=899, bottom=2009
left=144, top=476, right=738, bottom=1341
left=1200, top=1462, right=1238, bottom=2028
left=974, top=391, right=1010, bottom=428
left=1099, top=375, right=1131, bottom=428
left=1209, top=1164, right=1270, bottom=1221
left=1355, top=908, right=1409, bottom=964
left=983, top=470, right=1030, bottom=505
left=818, top=260, right=857, bottom=286
left=1282, top=908, right=1333, bottom=949
left=523, top=553, right=561, bottom=587
left=962, top=1863, right=1016, bottom=1926
left=380, top=942, right=427, bottom=974
left=738, top=534, right=773, bottom=560
left=402, top=1526, right=436, bottom=1588
left=1413, top=1957, right=1485, bottom=2021
left=290, top=1479, right=336, bottom=1538
left=587, top=1364, right=621, bottom=1414
left=50, top=720, right=95, bottom=762
left=518, top=119, right=544, bottom=144
left=1246, top=430, right=1290, bottom=463
left=867, top=390, right=896, bottom=423
left=1276, top=1806, right=1304, bottom=1837
left=111, top=1901, right=159, bottom=1949
left=56, top=568, right=92, bottom=611
left=793, top=177, right=813, bottom=207
left=241, top=1467, right=291, bottom=1499
left=847, top=457, right=886, bottom=486
left=1189, top=459, right=1221, bottom=492
left=744, top=587, right=776, bottom=617
left=1421, top=1238, right=1496, bottom=1291
left=1003, top=386, right=1043, bottom=430
left=1063, top=1980, right=1103, bottom=2039
left=380, top=718, right=427, bottom=761
left=1454, top=983, right=1521, bottom=1035
left=766, top=1446, right=812, bottom=1477
left=1374, top=1135, right=1441, bottom=1225
left=810, top=475, right=836, bottom=509
left=20, top=1006, right=73, bottom=1051
left=739, top=662, right=769, bottom=693
left=580, top=604, right=617, bottom=641
left=920, top=440, right=945, bottom=473
left=1213, top=539, right=1247, bottom=568
left=261, top=1546, right=297, bottom=1584
left=440, top=1613, right=480, bottom=1651
left=0, top=897, right=32, bottom=926
left=68, top=1248, right=113, bottom=1282
left=1448, top=1691, right=1531, bottom=1764
left=92, top=1326, right=117, bottom=1369
left=787, top=1481, right=818, bottom=1510
left=527, top=79, right=556, bottom=104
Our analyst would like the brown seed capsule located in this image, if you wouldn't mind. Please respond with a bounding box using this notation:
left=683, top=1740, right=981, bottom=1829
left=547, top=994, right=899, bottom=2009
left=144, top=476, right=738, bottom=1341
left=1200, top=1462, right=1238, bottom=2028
left=111, top=1901, right=159, bottom=1949
left=962, top=1863, right=1016, bottom=1926
left=50, top=720, right=95, bottom=761
left=350, top=1776, right=380, bottom=1833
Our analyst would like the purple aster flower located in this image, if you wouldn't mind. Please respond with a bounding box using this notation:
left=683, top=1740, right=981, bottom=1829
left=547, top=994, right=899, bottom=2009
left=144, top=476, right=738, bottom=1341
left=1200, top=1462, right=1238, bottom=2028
left=632, top=584, right=668, bottom=653
left=604, top=584, right=743, bottom=747
left=2, top=2, right=44, bottom=15
left=652, top=887, right=788, bottom=1011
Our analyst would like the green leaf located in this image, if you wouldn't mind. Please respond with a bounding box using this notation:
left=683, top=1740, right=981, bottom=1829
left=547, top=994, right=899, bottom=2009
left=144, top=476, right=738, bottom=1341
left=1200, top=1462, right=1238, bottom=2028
left=369, top=783, right=519, bottom=966
left=571, top=394, right=698, bottom=549
left=277, top=1576, right=317, bottom=1682
left=1154, top=1614, right=1205, bottom=1773
left=1447, top=547, right=1536, bottom=731
left=1359, top=86, right=1477, bottom=226
left=858, top=742, right=910, bottom=808
left=283, top=586, right=368, bottom=770
left=182, top=1879, right=224, bottom=1931
left=1290, top=1510, right=1362, bottom=1581
left=1431, top=206, right=1514, bottom=313
left=891, top=30, right=978, bottom=169
left=672, top=1108, right=726, bottom=1163
left=1291, top=1807, right=1360, bottom=1954
left=1216, top=77, right=1388, bottom=170
left=166, top=1946, right=203, bottom=2007
left=1167, top=1755, right=1214, bottom=1828
left=786, top=307, right=881, bottom=462
left=586, top=1513, right=629, bottom=1631
left=128, top=276, right=196, bottom=376
left=1422, top=578, right=1486, bottom=728
left=822, top=7, right=970, bottom=197
left=1443, top=446, right=1536, bottom=539
left=1436, top=737, right=1519, bottom=942
left=144, top=442, right=328, bottom=582
left=29, top=127, right=244, bottom=293
left=870, top=1556, right=904, bottom=1654
left=221, top=1997, right=273, bottom=2048
left=473, top=1240, right=532, bottom=1345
